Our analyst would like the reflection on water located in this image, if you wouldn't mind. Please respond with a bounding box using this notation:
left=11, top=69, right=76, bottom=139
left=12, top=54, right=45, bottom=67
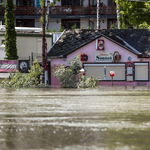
left=0, top=86, right=150, bottom=149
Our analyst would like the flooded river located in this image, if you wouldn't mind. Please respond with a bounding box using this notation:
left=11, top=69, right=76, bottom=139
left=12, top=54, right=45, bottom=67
left=0, top=86, right=150, bottom=150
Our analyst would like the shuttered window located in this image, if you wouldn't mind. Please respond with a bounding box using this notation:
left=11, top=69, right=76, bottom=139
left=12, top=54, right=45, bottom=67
left=84, top=66, right=104, bottom=79
left=84, top=64, right=125, bottom=80
left=106, top=65, right=125, bottom=80
left=134, top=63, right=149, bottom=80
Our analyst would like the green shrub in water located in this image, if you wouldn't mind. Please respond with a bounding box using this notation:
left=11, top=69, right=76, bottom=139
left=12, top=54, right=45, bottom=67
left=52, top=55, right=81, bottom=88
left=1, top=60, right=43, bottom=88
left=78, top=75, right=99, bottom=88
left=52, top=55, right=100, bottom=88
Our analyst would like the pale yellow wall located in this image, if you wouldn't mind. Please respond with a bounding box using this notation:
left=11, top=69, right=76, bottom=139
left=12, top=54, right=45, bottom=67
left=17, top=36, right=52, bottom=59
left=0, top=34, right=52, bottom=60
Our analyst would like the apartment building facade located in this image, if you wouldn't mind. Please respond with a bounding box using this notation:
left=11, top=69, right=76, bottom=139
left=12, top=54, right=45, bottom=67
left=0, top=0, right=117, bottom=31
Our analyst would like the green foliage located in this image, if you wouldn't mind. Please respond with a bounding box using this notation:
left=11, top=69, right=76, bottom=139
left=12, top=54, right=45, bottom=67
left=87, top=26, right=91, bottom=29
left=1, top=60, right=43, bottom=88
left=52, top=54, right=100, bottom=88
left=52, top=55, right=81, bottom=88
left=139, top=22, right=150, bottom=29
left=110, top=22, right=118, bottom=29
left=115, top=0, right=150, bottom=29
left=78, top=75, right=99, bottom=88
left=59, top=25, right=65, bottom=32
left=4, top=0, right=18, bottom=60
left=46, top=28, right=51, bottom=32
left=50, top=27, right=57, bottom=32
left=81, top=24, right=85, bottom=29
left=71, top=23, right=79, bottom=29
left=53, top=64, right=78, bottom=88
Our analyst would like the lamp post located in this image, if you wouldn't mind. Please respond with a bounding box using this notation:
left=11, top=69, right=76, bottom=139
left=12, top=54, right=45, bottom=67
left=42, top=0, right=46, bottom=84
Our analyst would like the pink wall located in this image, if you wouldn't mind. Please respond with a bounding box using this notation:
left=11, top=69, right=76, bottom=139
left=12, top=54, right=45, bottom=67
left=51, top=36, right=150, bottom=86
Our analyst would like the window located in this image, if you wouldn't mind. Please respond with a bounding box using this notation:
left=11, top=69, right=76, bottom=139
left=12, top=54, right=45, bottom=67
left=107, top=19, right=117, bottom=29
left=84, top=63, right=126, bottom=80
left=16, top=19, right=34, bottom=27
left=62, top=19, right=80, bottom=29
left=1, top=39, right=5, bottom=45
left=16, top=0, right=34, bottom=6
left=134, top=63, right=149, bottom=81
left=61, top=0, right=80, bottom=6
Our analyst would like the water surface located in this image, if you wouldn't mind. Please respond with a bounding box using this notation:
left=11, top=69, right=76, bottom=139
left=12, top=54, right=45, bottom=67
left=0, top=86, right=150, bottom=150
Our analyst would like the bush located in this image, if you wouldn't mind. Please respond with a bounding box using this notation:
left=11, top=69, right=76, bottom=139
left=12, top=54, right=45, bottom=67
left=52, top=55, right=81, bottom=88
left=78, top=75, right=99, bottom=88
left=52, top=55, right=100, bottom=88
left=1, top=60, right=43, bottom=88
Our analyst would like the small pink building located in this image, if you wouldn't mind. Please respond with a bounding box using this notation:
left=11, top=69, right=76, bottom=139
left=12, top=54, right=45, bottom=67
left=47, top=29, right=150, bottom=86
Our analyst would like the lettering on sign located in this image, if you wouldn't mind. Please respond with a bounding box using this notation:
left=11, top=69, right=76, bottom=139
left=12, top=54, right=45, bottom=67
left=0, top=60, right=18, bottom=72
left=95, top=53, right=113, bottom=62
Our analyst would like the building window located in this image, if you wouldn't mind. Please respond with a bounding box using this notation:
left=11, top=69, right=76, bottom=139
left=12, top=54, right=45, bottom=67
left=16, top=0, right=34, bottom=6
left=62, top=19, right=80, bottom=29
left=1, top=39, right=5, bottom=45
left=16, top=19, right=34, bottom=27
left=61, top=0, right=80, bottom=6
left=107, top=19, right=117, bottom=29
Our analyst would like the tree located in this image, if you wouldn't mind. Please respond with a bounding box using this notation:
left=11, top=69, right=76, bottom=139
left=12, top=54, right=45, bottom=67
left=4, top=0, right=18, bottom=60
left=39, top=0, right=60, bottom=29
left=115, top=0, right=150, bottom=29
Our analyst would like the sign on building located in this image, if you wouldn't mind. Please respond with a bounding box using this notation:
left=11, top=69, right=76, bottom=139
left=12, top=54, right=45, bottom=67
left=95, top=52, right=113, bottom=62
left=0, top=60, right=18, bottom=72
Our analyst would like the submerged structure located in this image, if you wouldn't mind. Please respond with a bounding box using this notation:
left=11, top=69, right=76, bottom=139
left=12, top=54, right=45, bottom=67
left=48, top=29, right=150, bottom=86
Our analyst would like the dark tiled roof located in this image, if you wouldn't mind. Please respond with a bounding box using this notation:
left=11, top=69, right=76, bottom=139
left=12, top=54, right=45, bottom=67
left=47, top=29, right=150, bottom=58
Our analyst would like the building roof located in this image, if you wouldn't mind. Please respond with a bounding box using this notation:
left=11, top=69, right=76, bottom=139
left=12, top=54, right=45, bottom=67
left=47, top=29, right=150, bottom=58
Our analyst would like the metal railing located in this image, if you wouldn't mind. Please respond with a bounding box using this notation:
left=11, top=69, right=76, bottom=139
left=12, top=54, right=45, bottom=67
left=0, top=5, right=116, bottom=16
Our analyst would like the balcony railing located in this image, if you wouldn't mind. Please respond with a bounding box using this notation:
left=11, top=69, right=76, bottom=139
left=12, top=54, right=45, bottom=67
left=0, top=5, right=116, bottom=16
left=50, top=6, right=116, bottom=15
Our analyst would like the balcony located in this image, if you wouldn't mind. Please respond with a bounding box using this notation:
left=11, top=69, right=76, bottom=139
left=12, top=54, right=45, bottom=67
left=50, top=5, right=116, bottom=15
left=0, top=6, right=42, bottom=16
left=0, top=5, right=116, bottom=16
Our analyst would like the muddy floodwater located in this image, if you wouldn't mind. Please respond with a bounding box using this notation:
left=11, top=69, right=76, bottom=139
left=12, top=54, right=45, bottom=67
left=0, top=86, right=150, bottom=150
